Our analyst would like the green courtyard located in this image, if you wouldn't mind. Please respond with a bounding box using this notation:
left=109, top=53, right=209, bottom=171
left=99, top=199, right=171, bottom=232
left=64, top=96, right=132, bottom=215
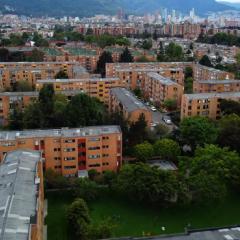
left=45, top=190, right=240, bottom=240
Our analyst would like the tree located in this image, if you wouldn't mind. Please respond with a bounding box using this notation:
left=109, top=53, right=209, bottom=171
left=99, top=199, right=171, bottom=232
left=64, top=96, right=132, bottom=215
left=65, top=94, right=106, bottom=127
left=0, top=48, right=10, bottom=61
left=180, top=116, right=218, bottom=150
left=141, top=39, right=152, bottom=50
left=67, top=198, right=91, bottom=240
left=39, top=84, right=55, bottom=127
left=184, top=77, right=193, bottom=94
left=23, top=102, right=43, bottom=129
left=220, top=99, right=240, bottom=116
left=185, top=66, right=193, bottom=79
left=96, top=51, right=113, bottom=77
left=217, top=114, right=240, bottom=153
left=116, top=163, right=178, bottom=204
left=8, top=106, right=24, bottom=130
left=133, top=141, right=154, bottom=162
left=163, top=99, right=177, bottom=111
left=128, top=113, right=148, bottom=146
left=44, top=169, right=69, bottom=189
left=14, top=80, right=33, bottom=92
left=187, top=145, right=240, bottom=202
left=89, top=218, right=114, bottom=239
left=154, top=123, right=170, bottom=137
left=119, top=47, right=133, bottom=63
left=165, top=42, right=184, bottom=61
left=154, top=139, right=181, bottom=161
left=27, top=49, right=44, bottom=62
left=199, top=55, right=212, bottom=67
left=133, top=87, right=142, bottom=98
left=102, top=171, right=117, bottom=188
left=55, top=70, right=69, bottom=79
left=74, top=178, right=99, bottom=201
left=88, top=169, right=98, bottom=181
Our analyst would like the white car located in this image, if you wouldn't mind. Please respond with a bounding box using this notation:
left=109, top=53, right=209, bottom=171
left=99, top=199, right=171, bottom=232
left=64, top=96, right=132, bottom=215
left=150, top=122, right=157, bottom=127
left=151, top=106, right=157, bottom=112
left=162, top=116, right=172, bottom=125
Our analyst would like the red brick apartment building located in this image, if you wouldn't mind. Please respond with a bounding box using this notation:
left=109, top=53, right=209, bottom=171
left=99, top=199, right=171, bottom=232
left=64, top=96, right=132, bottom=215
left=0, top=126, right=122, bottom=176
left=144, top=72, right=184, bottom=107
left=0, top=149, right=44, bottom=240
left=193, top=64, right=235, bottom=82
left=181, top=92, right=240, bottom=120
left=109, top=87, right=152, bottom=126
left=193, top=79, right=240, bottom=93
left=0, top=62, right=89, bottom=89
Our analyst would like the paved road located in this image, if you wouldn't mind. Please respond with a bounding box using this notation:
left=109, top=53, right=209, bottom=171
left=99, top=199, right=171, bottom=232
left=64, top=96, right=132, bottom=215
left=145, top=105, right=177, bottom=131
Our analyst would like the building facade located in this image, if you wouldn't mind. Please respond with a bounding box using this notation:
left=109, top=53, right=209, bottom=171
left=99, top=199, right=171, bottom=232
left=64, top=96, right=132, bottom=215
left=0, top=149, right=44, bottom=240
left=0, top=126, right=122, bottom=176
left=109, top=87, right=152, bottom=125
left=181, top=92, right=240, bottom=120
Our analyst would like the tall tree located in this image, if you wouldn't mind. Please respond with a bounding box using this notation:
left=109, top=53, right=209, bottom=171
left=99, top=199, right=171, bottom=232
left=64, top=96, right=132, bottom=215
left=199, top=55, right=212, bottom=67
left=96, top=51, right=113, bottom=77
left=133, top=141, right=154, bottom=162
left=128, top=113, right=148, bottom=146
left=180, top=116, right=218, bottom=150
left=119, top=47, right=133, bottom=63
left=55, top=70, right=69, bottom=79
left=217, top=114, right=240, bottom=153
left=154, top=139, right=181, bottom=161
left=67, top=198, right=91, bottom=240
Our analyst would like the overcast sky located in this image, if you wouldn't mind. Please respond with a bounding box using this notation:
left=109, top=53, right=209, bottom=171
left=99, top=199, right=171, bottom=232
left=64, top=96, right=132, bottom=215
left=217, top=0, right=240, bottom=2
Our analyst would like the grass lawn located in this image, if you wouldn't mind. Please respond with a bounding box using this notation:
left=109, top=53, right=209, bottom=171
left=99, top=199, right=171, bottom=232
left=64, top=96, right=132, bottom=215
left=45, top=190, right=240, bottom=240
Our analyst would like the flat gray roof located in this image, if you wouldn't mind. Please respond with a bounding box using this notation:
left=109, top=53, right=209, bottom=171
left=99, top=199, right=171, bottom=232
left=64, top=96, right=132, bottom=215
left=151, top=227, right=240, bottom=240
left=147, top=72, right=178, bottom=86
left=0, top=90, right=84, bottom=97
left=197, top=79, right=240, bottom=84
left=0, top=126, right=121, bottom=141
left=148, top=160, right=177, bottom=171
left=111, top=226, right=240, bottom=240
left=36, top=77, right=120, bottom=84
left=110, top=88, right=149, bottom=113
left=116, top=68, right=183, bottom=72
left=0, top=150, right=42, bottom=240
left=195, top=64, right=228, bottom=73
left=185, top=91, right=240, bottom=100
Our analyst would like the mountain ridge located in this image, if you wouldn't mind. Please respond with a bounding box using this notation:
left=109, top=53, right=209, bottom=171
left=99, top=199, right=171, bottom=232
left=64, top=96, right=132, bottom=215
left=0, top=0, right=234, bottom=17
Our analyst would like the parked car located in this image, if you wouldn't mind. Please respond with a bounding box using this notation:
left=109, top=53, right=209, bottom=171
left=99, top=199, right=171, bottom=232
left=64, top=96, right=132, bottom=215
left=150, top=122, right=157, bottom=127
left=162, top=115, right=172, bottom=124
left=151, top=106, right=157, bottom=112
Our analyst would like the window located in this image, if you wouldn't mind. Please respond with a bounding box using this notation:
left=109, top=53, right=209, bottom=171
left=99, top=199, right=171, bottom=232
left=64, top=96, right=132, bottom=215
left=54, top=148, right=61, bottom=152
left=103, top=136, right=109, bottom=140
left=64, top=166, right=76, bottom=169
left=103, top=162, right=109, bottom=166
left=89, top=137, right=100, bottom=142
left=54, top=157, right=61, bottom=160
left=88, top=146, right=100, bottom=150
left=88, top=154, right=101, bottom=159
left=88, top=164, right=101, bottom=167
left=64, top=139, right=75, bottom=143
left=103, top=145, right=109, bottom=149
left=103, top=154, right=109, bottom=157
left=64, top=148, right=75, bottom=152
left=64, top=157, right=75, bottom=161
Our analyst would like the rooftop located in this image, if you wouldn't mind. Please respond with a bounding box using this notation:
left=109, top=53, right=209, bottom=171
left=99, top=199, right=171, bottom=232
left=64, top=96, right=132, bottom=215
left=147, top=72, right=178, bottom=86
left=197, top=79, right=240, bottom=84
left=152, top=227, right=240, bottom=240
left=148, top=160, right=178, bottom=171
left=0, top=150, right=42, bottom=240
left=110, top=87, right=149, bottom=112
left=43, top=48, right=63, bottom=56
left=36, top=77, right=120, bottom=84
left=184, top=91, right=240, bottom=100
left=0, top=126, right=121, bottom=141
left=65, top=47, right=97, bottom=56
